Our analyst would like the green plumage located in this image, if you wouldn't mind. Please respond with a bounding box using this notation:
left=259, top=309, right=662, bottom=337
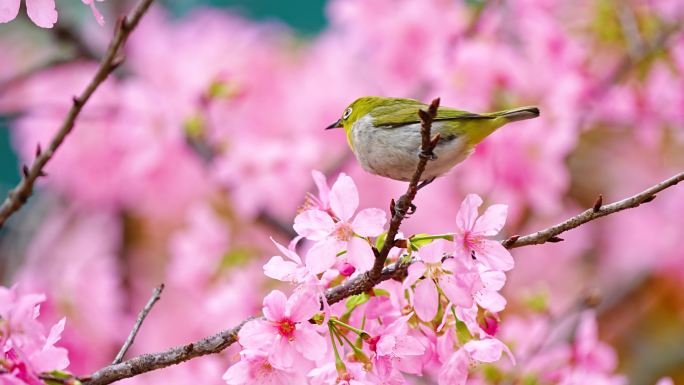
left=326, top=96, right=540, bottom=181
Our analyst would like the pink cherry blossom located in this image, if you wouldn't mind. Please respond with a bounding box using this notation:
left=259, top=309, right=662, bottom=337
left=371, top=315, right=425, bottom=378
left=263, top=239, right=310, bottom=283
left=453, top=194, right=514, bottom=271
left=438, top=348, right=469, bottom=385
left=572, top=310, right=618, bottom=373
left=404, top=239, right=482, bottom=321
left=301, top=170, right=332, bottom=212
left=0, top=0, right=104, bottom=28
left=223, top=349, right=305, bottom=385
left=0, top=0, right=57, bottom=28
left=294, top=173, right=387, bottom=273
left=0, top=286, right=69, bottom=384
left=263, top=238, right=337, bottom=305
left=237, top=290, right=325, bottom=369
left=438, top=334, right=514, bottom=385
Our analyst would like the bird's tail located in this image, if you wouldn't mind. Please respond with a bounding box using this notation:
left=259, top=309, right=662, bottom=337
left=489, top=106, right=540, bottom=122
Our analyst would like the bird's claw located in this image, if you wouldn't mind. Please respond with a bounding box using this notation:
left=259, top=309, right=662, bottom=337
left=417, top=177, right=436, bottom=190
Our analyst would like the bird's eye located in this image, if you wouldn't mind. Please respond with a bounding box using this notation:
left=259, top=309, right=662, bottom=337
left=343, top=107, right=352, bottom=119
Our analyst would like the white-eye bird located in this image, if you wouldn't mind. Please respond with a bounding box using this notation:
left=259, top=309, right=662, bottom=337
left=326, top=96, right=540, bottom=182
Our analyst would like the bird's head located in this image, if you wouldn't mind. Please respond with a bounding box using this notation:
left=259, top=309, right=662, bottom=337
left=326, top=97, right=386, bottom=148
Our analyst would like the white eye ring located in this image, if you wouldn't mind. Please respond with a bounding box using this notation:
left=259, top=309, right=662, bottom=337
left=343, top=107, right=352, bottom=119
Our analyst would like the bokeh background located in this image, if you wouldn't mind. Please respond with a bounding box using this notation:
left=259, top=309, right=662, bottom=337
left=1, top=0, right=683, bottom=384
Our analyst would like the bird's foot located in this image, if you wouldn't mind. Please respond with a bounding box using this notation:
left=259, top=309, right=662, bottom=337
left=417, top=177, right=436, bottom=191
left=406, top=203, right=417, bottom=216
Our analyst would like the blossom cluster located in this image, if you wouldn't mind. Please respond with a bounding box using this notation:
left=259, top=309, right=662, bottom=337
left=0, top=0, right=105, bottom=28
left=0, top=286, right=69, bottom=384
left=225, top=172, right=517, bottom=385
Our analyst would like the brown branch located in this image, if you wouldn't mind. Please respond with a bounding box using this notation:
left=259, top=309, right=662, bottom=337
left=82, top=169, right=684, bottom=385
left=503, top=171, right=684, bottom=248
left=113, top=284, right=165, bottom=365
left=82, top=318, right=254, bottom=385
left=0, top=0, right=156, bottom=229
left=371, top=98, right=440, bottom=277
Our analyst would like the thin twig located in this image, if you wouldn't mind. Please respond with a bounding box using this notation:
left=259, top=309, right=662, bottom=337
left=82, top=169, right=684, bottom=385
left=503, top=171, right=684, bottom=248
left=113, top=284, right=165, bottom=365
left=0, top=0, right=156, bottom=229
left=371, top=98, right=440, bottom=277
left=82, top=318, right=253, bottom=385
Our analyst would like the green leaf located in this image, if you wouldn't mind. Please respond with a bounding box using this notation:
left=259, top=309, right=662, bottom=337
left=44, top=371, right=71, bottom=379
left=345, top=293, right=370, bottom=311
left=375, top=232, right=388, bottom=250
left=409, top=233, right=434, bottom=248
left=455, top=319, right=473, bottom=345
left=341, top=293, right=370, bottom=323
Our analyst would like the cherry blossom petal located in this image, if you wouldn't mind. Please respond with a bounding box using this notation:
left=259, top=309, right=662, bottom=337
left=293, top=210, right=335, bottom=240
left=305, top=238, right=340, bottom=274
left=30, top=346, right=69, bottom=372
left=329, top=173, right=359, bottom=221
left=438, top=349, right=468, bottom=385
left=223, top=359, right=250, bottom=384
left=351, top=208, right=386, bottom=237
left=414, top=278, right=439, bottom=322
left=346, top=236, right=374, bottom=272
left=287, top=290, right=320, bottom=322
left=293, top=325, right=326, bottom=360
left=439, top=274, right=476, bottom=308
left=464, top=338, right=514, bottom=364
left=0, top=0, right=20, bottom=23
left=312, top=170, right=330, bottom=208
left=474, top=240, right=514, bottom=271
left=263, top=290, right=287, bottom=321
left=480, top=269, right=506, bottom=291
left=238, top=320, right=275, bottom=349
left=472, top=204, right=508, bottom=236
left=404, top=262, right=426, bottom=287
left=451, top=236, right=473, bottom=261
left=25, top=0, right=57, bottom=28
left=476, top=289, right=506, bottom=312
left=45, top=317, right=65, bottom=346
left=271, top=238, right=302, bottom=264
left=455, top=194, right=482, bottom=232
left=263, top=256, right=299, bottom=281
left=269, top=335, right=296, bottom=369
left=418, top=239, right=451, bottom=263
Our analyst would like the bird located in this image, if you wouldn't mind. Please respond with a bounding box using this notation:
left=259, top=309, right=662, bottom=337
left=326, top=96, right=540, bottom=182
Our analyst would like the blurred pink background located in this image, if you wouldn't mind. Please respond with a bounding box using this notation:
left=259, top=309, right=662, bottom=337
left=1, top=0, right=683, bottom=384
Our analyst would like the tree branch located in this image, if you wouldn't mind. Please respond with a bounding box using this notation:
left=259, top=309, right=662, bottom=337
left=502, top=171, right=684, bottom=248
left=0, top=0, right=156, bottom=229
left=112, top=284, right=165, bottom=365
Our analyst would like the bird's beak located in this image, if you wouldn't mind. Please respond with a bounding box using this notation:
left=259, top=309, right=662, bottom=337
left=325, top=119, right=342, bottom=130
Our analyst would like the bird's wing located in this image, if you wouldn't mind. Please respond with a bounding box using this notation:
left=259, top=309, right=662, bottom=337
left=371, top=103, right=493, bottom=129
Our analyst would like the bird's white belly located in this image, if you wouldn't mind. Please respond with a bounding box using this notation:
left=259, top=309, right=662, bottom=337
left=350, top=115, right=472, bottom=181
